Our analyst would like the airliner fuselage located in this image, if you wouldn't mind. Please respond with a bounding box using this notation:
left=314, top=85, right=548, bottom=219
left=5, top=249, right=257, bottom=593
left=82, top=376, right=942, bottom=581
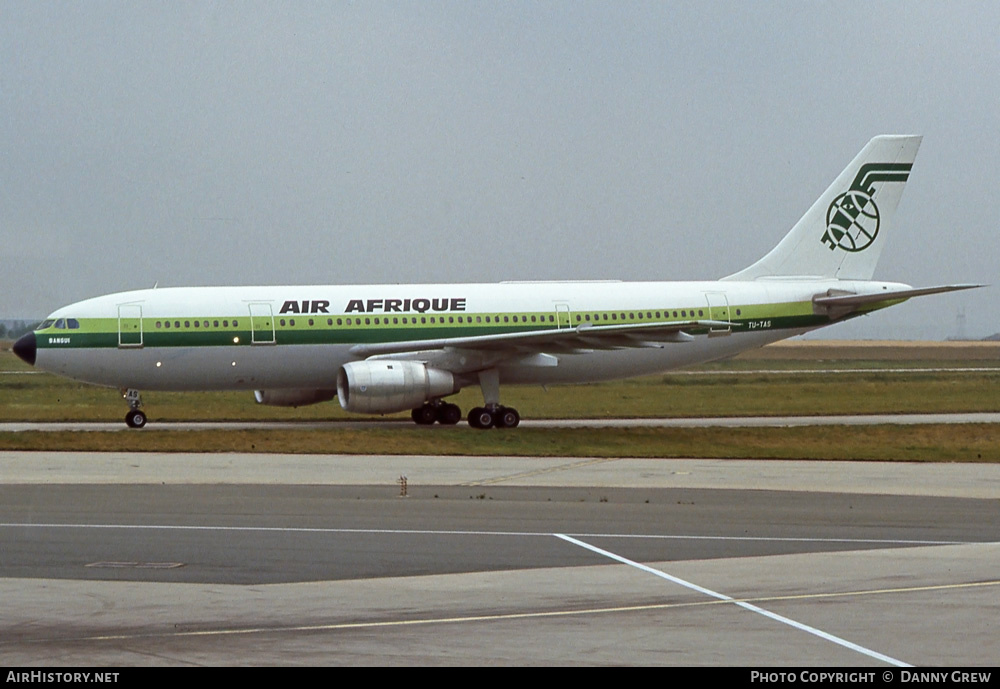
left=12, top=135, right=980, bottom=429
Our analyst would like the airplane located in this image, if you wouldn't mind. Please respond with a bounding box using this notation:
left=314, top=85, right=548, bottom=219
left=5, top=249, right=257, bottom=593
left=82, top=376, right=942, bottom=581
left=11, top=135, right=980, bottom=429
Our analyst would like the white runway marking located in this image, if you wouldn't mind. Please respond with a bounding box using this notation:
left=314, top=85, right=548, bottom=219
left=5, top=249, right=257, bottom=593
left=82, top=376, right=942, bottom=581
left=555, top=533, right=912, bottom=667
left=0, top=522, right=967, bottom=546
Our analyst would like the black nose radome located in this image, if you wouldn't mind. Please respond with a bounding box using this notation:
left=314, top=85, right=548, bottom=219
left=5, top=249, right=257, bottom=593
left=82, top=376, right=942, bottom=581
left=12, top=332, right=36, bottom=367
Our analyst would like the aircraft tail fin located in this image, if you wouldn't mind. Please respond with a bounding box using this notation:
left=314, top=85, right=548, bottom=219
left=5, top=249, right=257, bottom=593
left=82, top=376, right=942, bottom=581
left=723, top=135, right=922, bottom=281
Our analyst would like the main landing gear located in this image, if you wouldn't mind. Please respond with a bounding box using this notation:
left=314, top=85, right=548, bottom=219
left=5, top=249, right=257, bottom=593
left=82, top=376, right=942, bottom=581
left=411, top=401, right=462, bottom=426
left=468, top=405, right=520, bottom=429
left=409, top=402, right=521, bottom=429
left=409, top=369, right=521, bottom=430
left=122, top=388, right=147, bottom=429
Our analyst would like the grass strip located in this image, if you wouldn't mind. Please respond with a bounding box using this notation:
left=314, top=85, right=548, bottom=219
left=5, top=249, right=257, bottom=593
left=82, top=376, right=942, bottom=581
left=1, top=424, right=997, bottom=462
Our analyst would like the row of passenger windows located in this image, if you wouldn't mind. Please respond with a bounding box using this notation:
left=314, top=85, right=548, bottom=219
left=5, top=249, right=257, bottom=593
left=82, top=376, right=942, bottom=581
left=287, top=314, right=559, bottom=326
left=153, top=309, right=745, bottom=330
left=156, top=320, right=239, bottom=329
left=576, top=308, right=743, bottom=322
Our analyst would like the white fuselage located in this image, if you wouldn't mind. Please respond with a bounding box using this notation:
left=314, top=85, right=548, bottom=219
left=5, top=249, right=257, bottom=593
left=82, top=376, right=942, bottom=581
left=34, top=278, right=905, bottom=392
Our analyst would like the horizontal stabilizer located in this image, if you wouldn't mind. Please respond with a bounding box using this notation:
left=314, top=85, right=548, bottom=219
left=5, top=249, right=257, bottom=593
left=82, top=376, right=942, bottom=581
left=812, top=284, right=983, bottom=319
left=813, top=284, right=983, bottom=308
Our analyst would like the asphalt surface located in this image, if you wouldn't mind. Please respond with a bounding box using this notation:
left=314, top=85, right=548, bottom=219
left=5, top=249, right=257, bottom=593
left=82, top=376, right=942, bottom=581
left=2, top=451, right=999, bottom=666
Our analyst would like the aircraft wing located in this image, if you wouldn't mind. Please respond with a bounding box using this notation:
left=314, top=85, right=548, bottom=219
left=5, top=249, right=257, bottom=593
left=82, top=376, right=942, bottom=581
left=349, top=319, right=730, bottom=361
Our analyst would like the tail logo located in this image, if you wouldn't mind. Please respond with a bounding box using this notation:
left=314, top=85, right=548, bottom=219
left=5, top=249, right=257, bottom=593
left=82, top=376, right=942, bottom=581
left=821, top=162, right=911, bottom=252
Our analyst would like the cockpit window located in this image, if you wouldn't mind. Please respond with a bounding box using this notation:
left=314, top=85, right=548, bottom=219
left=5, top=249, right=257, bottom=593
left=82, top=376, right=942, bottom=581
left=54, top=319, right=66, bottom=329
left=38, top=320, right=55, bottom=330
left=67, top=318, right=80, bottom=329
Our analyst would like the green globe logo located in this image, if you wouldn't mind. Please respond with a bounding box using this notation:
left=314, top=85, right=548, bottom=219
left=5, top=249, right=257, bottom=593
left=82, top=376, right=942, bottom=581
left=822, top=190, right=879, bottom=252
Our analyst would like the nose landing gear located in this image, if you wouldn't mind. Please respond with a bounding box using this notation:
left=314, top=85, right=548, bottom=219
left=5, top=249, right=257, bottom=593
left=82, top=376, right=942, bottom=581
left=122, top=389, right=147, bottom=428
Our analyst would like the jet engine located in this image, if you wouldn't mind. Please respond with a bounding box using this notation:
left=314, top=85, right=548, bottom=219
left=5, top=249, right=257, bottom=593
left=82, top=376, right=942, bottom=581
left=337, top=360, right=457, bottom=414
left=253, top=389, right=337, bottom=407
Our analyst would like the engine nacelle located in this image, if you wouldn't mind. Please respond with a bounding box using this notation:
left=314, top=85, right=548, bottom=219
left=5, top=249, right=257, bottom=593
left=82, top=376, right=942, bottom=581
left=253, top=389, right=337, bottom=407
left=337, top=360, right=457, bottom=414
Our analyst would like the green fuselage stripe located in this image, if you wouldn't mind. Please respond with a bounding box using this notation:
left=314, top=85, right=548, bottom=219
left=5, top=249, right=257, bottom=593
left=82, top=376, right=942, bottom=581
left=34, top=301, right=865, bottom=350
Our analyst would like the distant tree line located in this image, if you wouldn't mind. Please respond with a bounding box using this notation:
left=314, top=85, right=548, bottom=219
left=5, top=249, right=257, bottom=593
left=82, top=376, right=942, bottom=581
left=0, top=321, right=40, bottom=341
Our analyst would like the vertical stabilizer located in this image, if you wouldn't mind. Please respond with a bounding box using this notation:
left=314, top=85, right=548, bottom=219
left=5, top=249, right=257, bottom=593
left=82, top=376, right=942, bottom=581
left=723, top=135, right=921, bottom=281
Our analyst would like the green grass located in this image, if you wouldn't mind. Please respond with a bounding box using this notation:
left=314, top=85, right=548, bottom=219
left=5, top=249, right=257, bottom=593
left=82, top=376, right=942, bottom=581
left=2, top=360, right=999, bottom=422
left=0, top=425, right=997, bottom=462
left=3, top=349, right=999, bottom=461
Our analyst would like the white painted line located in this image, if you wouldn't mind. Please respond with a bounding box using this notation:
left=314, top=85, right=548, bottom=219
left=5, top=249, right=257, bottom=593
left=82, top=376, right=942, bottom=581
left=554, top=533, right=912, bottom=667
left=0, top=522, right=968, bottom=546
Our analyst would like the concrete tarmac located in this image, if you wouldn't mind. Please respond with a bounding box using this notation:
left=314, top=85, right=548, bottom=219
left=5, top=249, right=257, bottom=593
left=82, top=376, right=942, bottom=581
left=2, top=451, right=999, bottom=666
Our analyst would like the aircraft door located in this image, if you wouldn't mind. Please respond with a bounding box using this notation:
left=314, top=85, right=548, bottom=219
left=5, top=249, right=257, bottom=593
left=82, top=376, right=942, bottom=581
left=248, top=303, right=276, bottom=344
left=117, top=304, right=143, bottom=348
left=555, top=303, right=571, bottom=329
left=704, top=292, right=731, bottom=336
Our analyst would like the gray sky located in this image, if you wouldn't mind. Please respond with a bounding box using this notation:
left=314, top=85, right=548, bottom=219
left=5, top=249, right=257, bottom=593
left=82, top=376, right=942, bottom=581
left=2, top=1, right=997, bottom=339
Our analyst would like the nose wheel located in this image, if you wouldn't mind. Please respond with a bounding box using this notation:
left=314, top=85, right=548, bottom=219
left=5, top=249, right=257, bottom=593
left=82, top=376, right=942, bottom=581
left=122, top=388, right=147, bottom=429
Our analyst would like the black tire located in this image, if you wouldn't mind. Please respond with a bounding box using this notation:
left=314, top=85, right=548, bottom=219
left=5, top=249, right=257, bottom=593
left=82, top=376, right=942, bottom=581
left=467, top=407, right=484, bottom=428
left=125, top=410, right=147, bottom=429
left=412, top=406, right=437, bottom=425
left=470, top=407, right=494, bottom=429
left=438, top=403, right=461, bottom=425
left=497, top=407, right=520, bottom=429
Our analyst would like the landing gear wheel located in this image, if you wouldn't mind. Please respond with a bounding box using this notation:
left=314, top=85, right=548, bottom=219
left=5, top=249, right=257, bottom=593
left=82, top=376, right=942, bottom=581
left=437, top=403, right=462, bottom=425
left=411, top=405, right=438, bottom=425
left=468, top=407, right=494, bottom=429
left=497, top=407, right=520, bottom=429
left=125, top=409, right=147, bottom=429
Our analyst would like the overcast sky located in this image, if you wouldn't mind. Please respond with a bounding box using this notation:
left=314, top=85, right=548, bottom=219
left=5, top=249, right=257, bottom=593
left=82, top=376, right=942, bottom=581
left=2, top=1, right=997, bottom=339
